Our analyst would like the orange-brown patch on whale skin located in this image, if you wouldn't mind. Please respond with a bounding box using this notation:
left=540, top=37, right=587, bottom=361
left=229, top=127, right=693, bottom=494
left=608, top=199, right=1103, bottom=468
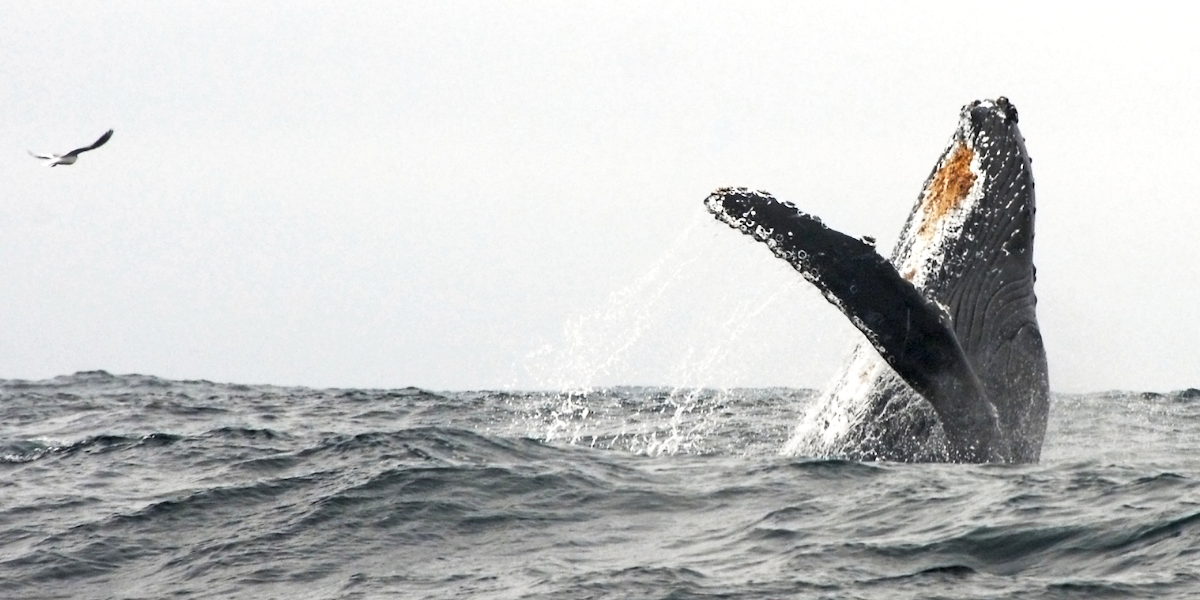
left=918, top=142, right=976, bottom=237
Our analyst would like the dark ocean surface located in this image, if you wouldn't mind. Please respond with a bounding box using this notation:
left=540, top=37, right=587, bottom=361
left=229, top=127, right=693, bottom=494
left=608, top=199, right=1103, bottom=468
left=3, top=371, right=1199, bottom=599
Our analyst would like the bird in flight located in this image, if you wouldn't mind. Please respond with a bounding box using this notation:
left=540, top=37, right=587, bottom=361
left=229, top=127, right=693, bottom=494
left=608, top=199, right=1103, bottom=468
left=29, top=129, right=114, bottom=167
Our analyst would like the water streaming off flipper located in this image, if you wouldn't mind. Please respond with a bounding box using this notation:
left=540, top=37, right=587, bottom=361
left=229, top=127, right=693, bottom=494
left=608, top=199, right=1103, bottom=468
left=507, top=210, right=849, bottom=455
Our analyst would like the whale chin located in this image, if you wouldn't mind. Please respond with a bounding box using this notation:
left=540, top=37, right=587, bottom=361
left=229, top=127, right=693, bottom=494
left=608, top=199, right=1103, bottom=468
left=706, top=98, right=1048, bottom=464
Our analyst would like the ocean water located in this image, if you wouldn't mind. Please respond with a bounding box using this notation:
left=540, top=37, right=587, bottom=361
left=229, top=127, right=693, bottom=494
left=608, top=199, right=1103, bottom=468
left=2, top=372, right=1199, bottom=599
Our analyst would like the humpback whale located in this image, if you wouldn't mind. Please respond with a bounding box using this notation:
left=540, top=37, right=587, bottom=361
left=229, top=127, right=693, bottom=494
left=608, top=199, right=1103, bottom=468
left=29, top=129, right=114, bottom=167
left=706, top=98, right=1048, bottom=463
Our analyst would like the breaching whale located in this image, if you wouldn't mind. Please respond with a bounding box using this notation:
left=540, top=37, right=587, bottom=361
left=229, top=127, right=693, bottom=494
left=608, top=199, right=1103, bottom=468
left=705, top=98, right=1048, bottom=463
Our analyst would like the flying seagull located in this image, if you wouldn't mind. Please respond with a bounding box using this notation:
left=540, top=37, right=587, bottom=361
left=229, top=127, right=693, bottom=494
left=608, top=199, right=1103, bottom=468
left=28, top=129, right=114, bottom=167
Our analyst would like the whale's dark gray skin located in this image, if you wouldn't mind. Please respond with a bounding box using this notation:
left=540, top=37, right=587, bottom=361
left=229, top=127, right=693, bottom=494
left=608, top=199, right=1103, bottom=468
left=705, top=98, right=1048, bottom=463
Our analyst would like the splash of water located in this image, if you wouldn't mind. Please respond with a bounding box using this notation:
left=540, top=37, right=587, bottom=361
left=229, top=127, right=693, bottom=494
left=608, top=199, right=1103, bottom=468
left=510, top=211, right=815, bottom=455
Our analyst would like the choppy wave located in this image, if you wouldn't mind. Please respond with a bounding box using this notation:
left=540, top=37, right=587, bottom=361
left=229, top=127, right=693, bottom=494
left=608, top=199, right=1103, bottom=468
left=2, top=372, right=1199, bottom=599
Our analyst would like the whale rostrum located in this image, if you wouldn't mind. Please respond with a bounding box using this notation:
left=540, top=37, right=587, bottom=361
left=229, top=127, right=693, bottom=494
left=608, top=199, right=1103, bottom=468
left=706, top=98, right=1048, bottom=463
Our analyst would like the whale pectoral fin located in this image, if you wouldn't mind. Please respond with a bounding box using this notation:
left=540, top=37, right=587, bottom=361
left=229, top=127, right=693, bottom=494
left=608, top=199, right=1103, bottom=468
left=706, top=187, right=1000, bottom=460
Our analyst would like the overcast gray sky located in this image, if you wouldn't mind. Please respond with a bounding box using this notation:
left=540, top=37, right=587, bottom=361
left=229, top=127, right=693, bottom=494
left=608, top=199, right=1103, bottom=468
left=3, top=2, right=1197, bottom=392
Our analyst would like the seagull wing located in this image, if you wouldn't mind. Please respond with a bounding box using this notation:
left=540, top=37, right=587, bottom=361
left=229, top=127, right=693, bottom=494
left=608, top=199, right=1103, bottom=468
left=66, top=129, right=114, bottom=157
left=28, top=150, right=54, bottom=160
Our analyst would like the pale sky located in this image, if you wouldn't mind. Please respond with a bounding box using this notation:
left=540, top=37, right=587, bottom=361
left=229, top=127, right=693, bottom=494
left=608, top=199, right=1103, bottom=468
left=3, top=3, right=1197, bottom=392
